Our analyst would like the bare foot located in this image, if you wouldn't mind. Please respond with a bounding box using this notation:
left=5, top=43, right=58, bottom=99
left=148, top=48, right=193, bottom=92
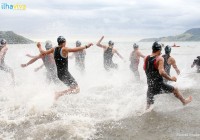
left=183, top=96, right=192, bottom=105
left=146, top=104, right=154, bottom=112
left=54, top=87, right=80, bottom=101
left=72, top=88, right=80, bottom=94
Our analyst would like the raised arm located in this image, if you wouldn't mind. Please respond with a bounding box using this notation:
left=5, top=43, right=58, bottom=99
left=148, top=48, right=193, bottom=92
left=37, top=42, right=54, bottom=55
left=171, top=58, right=180, bottom=75
left=158, top=57, right=176, bottom=81
left=96, top=36, right=107, bottom=49
left=21, top=54, right=42, bottom=68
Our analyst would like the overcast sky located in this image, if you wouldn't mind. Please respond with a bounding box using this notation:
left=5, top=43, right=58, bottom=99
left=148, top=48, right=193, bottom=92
left=0, top=0, right=200, bottom=42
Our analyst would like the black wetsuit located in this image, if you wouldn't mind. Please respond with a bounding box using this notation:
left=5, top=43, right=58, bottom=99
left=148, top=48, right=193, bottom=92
left=75, top=51, right=85, bottom=71
left=42, top=55, right=58, bottom=83
left=162, top=54, right=171, bottom=82
left=104, top=47, right=118, bottom=70
left=144, top=55, right=174, bottom=105
left=192, top=58, right=200, bottom=73
left=162, top=54, right=171, bottom=75
left=54, top=47, right=78, bottom=87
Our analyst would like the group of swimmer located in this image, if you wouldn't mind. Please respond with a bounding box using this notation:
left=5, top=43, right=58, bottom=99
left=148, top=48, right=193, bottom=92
left=1, top=35, right=197, bottom=109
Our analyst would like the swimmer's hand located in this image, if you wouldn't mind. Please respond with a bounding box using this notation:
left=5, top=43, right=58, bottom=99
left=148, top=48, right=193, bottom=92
left=26, top=54, right=31, bottom=57
left=21, top=64, right=27, bottom=68
left=171, top=76, right=177, bottom=82
left=86, top=43, right=93, bottom=49
left=37, top=42, right=42, bottom=49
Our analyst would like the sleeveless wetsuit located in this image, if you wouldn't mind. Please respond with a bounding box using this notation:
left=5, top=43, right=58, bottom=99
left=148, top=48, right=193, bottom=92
left=42, top=54, right=58, bottom=83
left=162, top=54, right=172, bottom=82
left=104, top=47, right=118, bottom=70
left=193, top=58, right=200, bottom=73
left=75, top=51, right=85, bottom=71
left=54, top=47, right=78, bottom=87
left=144, top=55, right=174, bottom=105
left=162, top=54, right=171, bottom=75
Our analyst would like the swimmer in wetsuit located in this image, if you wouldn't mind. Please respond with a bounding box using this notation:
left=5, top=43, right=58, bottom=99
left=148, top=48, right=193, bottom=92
left=96, top=36, right=124, bottom=71
left=191, top=56, right=200, bottom=73
left=96, top=36, right=125, bottom=71
left=0, top=39, right=15, bottom=85
left=70, top=41, right=86, bottom=72
left=37, top=36, right=93, bottom=100
left=21, top=41, right=59, bottom=84
left=129, top=43, right=145, bottom=80
left=144, top=42, right=192, bottom=110
left=162, top=45, right=180, bottom=82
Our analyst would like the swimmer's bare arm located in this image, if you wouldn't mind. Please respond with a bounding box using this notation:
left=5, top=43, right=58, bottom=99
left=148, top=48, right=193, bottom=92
left=37, top=42, right=54, bottom=55
left=96, top=36, right=107, bottom=49
left=138, top=51, right=145, bottom=58
left=191, top=60, right=196, bottom=68
left=158, top=57, right=176, bottom=81
left=26, top=54, right=37, bottom=58
left=114, top=49, right=124, bottom=60
left=21, top=54, right=42, bottom=68
left=0, top=47, right=8, bottom=64
left=170, top=57, right=180, bottom=75
left=67, top=43, right=93, bottom=53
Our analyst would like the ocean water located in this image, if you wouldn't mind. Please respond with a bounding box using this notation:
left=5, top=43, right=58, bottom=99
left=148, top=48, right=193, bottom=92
left=0, top=42, right=199, bottom=140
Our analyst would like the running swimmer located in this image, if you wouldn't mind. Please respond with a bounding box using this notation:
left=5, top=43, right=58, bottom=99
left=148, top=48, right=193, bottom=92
left=191, top=56, right=200, bottom=73
left=21, top=41, right=59, bottom=84
left=129, top=43, right=145, bottom=80
left=38, top=36, right=93, bottom=100
left=144, top=42, right=192, bottom=110
left=162, top=45, right=180, bottom=82
left=0, top=39, right=15, bottom=85
left=96, top=36, right=125, bottom=71
left=70, top=41, right=86, bottom=72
